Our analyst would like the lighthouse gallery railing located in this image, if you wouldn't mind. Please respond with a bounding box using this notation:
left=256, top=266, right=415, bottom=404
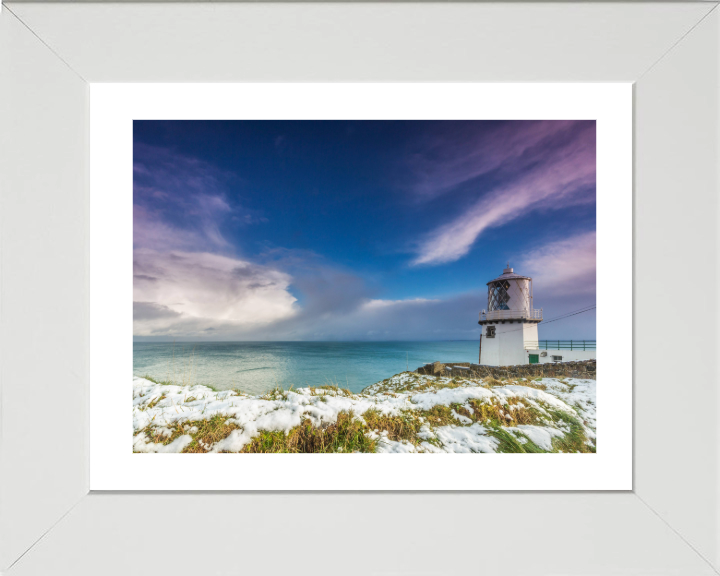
left=479, top=309, right=543, bottom=322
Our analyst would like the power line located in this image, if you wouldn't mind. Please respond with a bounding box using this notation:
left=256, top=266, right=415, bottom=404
left=480, top=304, right=596, bottom=337
left=540, top=306, right=596, bottom=326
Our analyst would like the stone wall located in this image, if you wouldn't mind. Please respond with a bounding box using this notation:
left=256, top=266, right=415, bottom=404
left=416, top=359, right=596, bottom=380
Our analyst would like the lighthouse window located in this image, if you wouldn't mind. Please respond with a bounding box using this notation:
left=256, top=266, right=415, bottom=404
left=488, top=281, right=511, bottom=311
left=486, top=326, right=496, bottom=338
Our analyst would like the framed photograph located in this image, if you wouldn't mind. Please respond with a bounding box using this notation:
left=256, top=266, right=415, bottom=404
left=90, top=83, right=631, bottom=491
left=2, top=2, right=718, bottom=575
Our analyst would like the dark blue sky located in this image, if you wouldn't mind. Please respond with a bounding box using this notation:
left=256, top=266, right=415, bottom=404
left=133, top=120, right=596, bottom=341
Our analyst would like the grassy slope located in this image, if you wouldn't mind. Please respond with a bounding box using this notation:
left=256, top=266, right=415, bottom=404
left=134, top=373, right=596, bottom=454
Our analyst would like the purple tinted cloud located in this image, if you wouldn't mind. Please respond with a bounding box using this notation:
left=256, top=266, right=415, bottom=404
left=406, top=121, right=581, bottom=199
left=410, top=121, right=595, bottom=265
left=134, top=143, right=265, bottom=253
left=519, top=231, right=596, bottom=298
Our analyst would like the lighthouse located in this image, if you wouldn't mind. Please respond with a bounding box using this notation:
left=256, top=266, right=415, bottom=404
left=478, top=264, right=543, bottom=366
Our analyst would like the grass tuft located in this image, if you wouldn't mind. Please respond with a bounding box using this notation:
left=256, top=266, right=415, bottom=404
left=182, top=415, right=241, bottom=453
left=418, top=405, right=461, bottom=426
left=240, top=411, right=376, bottom=453
left=488, top=427, right=545, bottom=453
left=451, top=398, right=543, bottom=428
left=363, top=409, right=422, bottom=443
left=547, top=409, right=596, bottom=453
left=146, top=393, right=166, bottom=410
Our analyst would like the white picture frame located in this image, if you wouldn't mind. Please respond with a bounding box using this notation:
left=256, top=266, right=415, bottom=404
left=1, top=2, right=718, bottom=574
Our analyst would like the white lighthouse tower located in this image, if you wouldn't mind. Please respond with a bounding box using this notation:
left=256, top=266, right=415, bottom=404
left=479, top=264, right=543, bottom=366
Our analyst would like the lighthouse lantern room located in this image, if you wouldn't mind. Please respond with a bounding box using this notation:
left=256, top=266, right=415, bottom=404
left=479, top=264, right=543, bottom=366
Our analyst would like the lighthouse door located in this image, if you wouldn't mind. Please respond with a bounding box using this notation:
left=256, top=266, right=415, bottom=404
left=529, top=354, right=539, bottom=364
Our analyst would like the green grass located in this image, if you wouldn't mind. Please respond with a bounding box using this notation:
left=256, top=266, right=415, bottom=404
left=547, top=409, right=596, bottom=453
left=487, top=427, right=545, bottom=453
left=239, top=411, right=376, bottom=453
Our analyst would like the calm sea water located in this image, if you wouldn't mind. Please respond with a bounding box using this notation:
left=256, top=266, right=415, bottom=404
left=133, top=341, right=479, bottom=394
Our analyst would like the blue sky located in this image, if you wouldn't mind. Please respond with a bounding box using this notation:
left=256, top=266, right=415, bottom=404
left=133, top=120, right=596, bottom=341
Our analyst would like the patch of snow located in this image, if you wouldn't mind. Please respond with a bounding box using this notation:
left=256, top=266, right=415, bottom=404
left=451, top=409, right=473, bottom=425
left=376, top=433, right=418, bottom=453
left=433, top=423, right=499, bottom=454
left=134, top=432, right=193, bottom=453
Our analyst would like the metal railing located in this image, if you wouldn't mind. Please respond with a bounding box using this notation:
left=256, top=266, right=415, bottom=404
left=480, top=308, right=543, bottom=322
left=524, top=340, right=596, bottom=351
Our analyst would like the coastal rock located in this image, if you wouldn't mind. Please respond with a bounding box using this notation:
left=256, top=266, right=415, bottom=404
left=431, top=362, right=446, bottom=375
left=417, top=359, right=597, bottom=380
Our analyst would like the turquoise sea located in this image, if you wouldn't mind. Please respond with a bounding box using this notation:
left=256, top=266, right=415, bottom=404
left=133, top=341, right=479, bottom=394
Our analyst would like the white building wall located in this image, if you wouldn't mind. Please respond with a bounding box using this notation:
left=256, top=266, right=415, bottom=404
left=525, top=349, right=597, bottom=364
left=480, top=322, right=539, bottom=366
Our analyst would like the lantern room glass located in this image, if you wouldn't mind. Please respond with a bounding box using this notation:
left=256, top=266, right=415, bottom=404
left=488, top=281, right=511, bottom=311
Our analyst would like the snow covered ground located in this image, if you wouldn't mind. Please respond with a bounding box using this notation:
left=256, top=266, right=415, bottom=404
left=133, top=372, right=596, bottom=454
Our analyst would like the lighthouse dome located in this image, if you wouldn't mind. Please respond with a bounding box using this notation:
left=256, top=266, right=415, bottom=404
left=486, top=266, right=532, bottom=285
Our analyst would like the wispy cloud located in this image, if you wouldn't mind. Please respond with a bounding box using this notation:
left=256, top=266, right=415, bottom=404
left=362, top=298, right=439, bottom=310
left=134, top=144, right=265, bottom=253
left=407, top=121, right=579, bottom=200
left=410, top=121, right=595, bottom=265
left=518, top=231, right=596, bottom=298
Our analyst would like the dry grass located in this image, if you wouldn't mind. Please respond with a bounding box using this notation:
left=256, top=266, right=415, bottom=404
left=519, top=379, right=548, bottom=391
left=449, top=397, right=542, bottom=428
left=419, top=405, right=461, bottom=427
left=138, top=425, right=174, bottom=445
left=363, top=409, right=422, bottom=442
left=260, top=387, right=289, bottom=401
left=146, top=393, right=166, bottom=410
left=182, top=415, right=241, bottom=453
left=480, top=376, right=548, bottom=391
left=239, top=411, right=376, bottom=453
left=316, top=384, right=353, bottom=396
